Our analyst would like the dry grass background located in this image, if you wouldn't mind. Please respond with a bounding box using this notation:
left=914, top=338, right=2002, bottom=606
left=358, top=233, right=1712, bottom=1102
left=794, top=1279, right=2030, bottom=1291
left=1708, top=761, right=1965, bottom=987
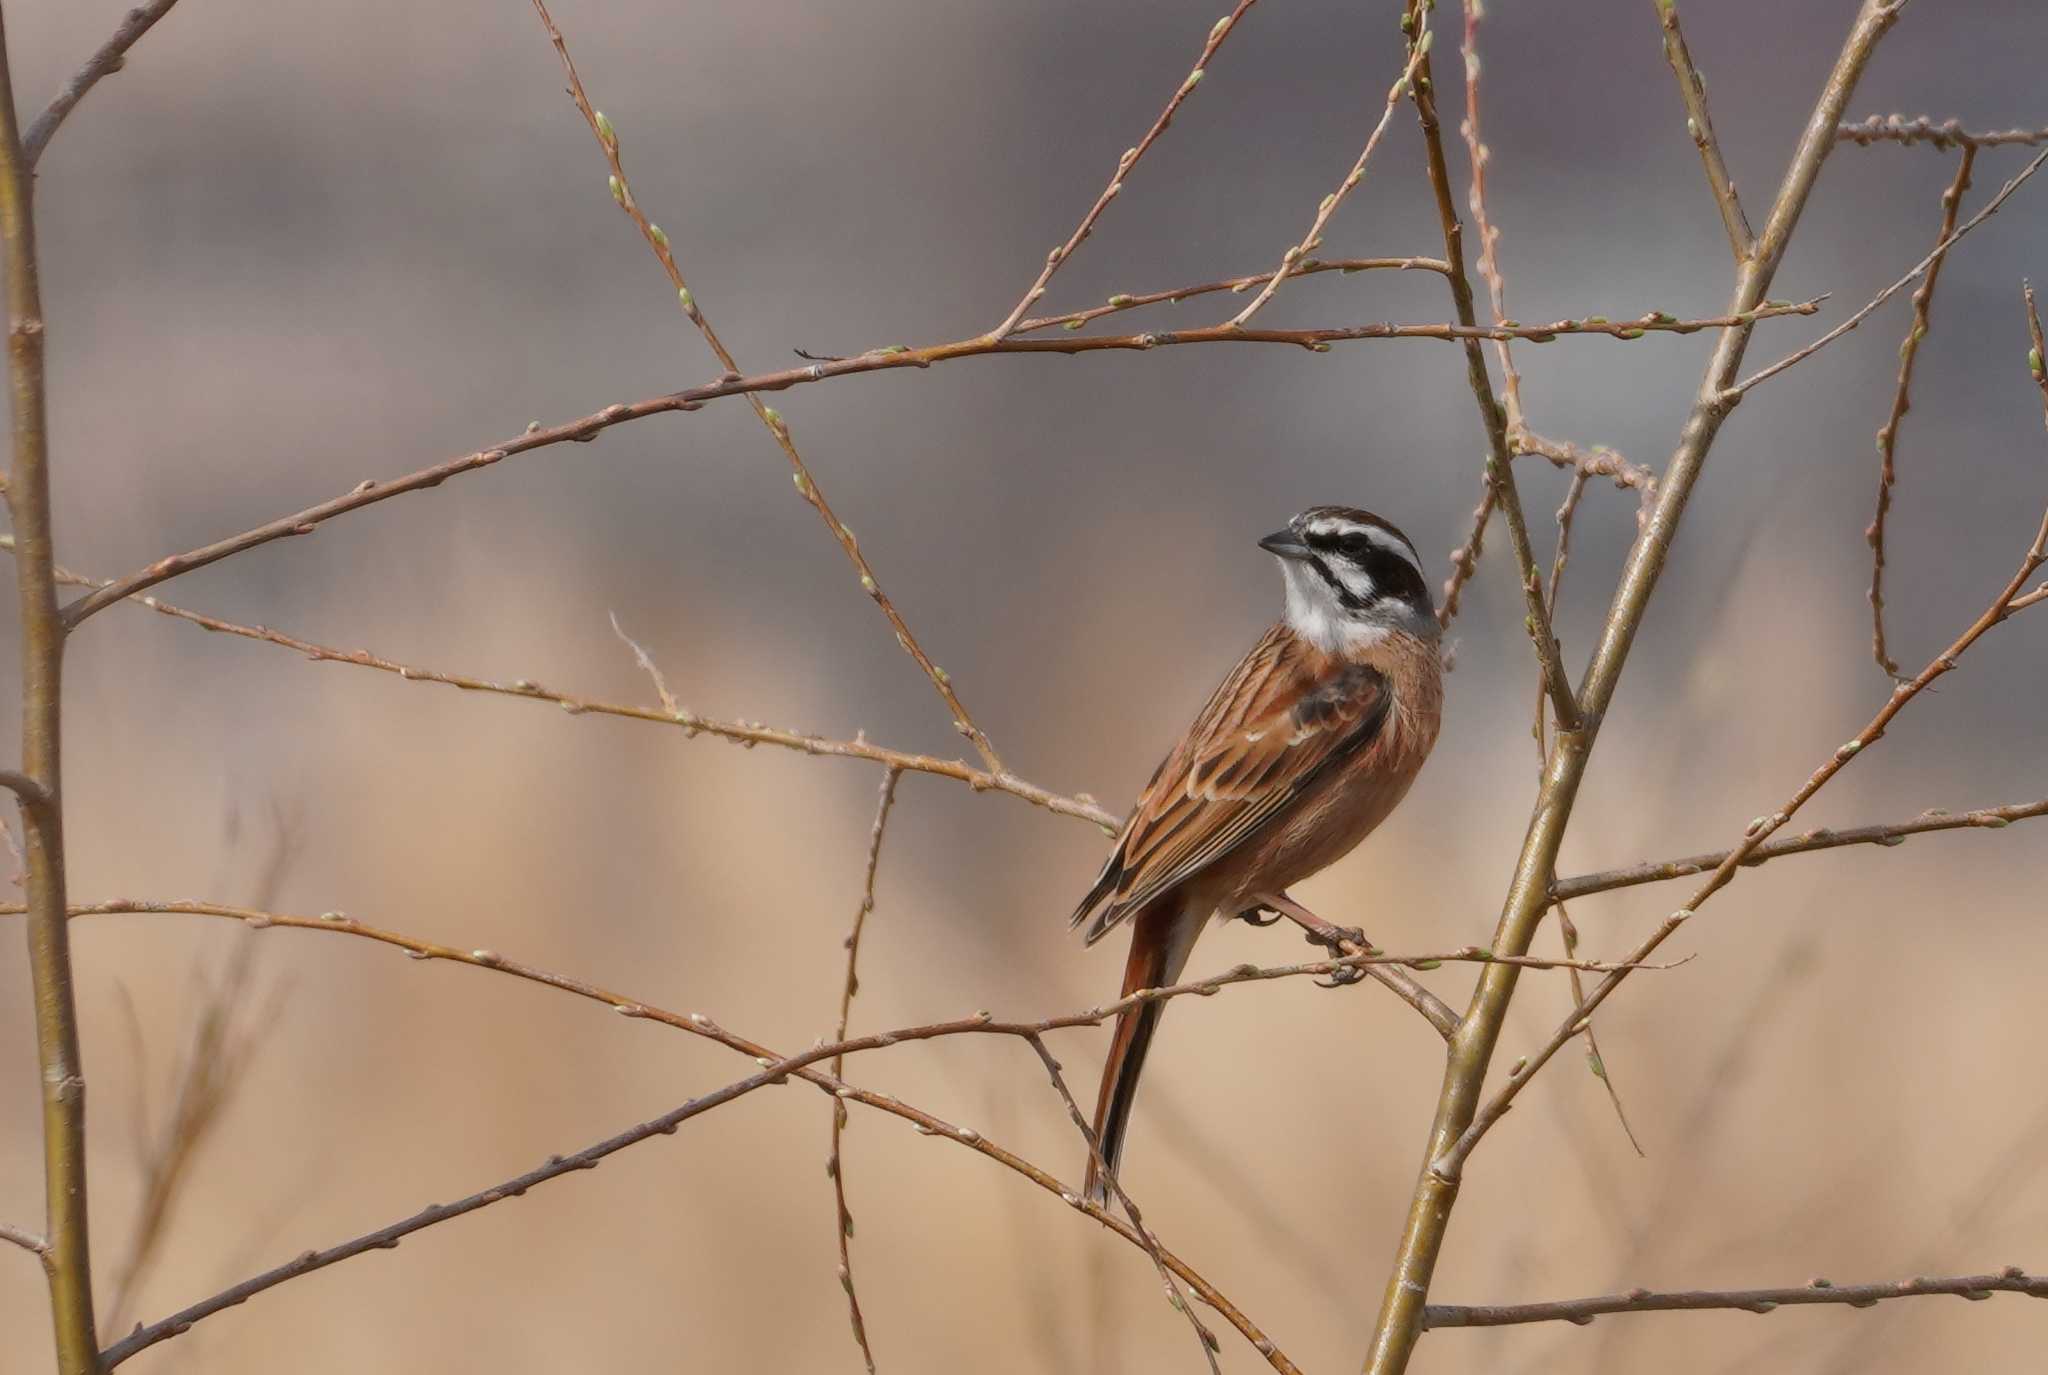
left=3, top=1, right=2047, bottom=1371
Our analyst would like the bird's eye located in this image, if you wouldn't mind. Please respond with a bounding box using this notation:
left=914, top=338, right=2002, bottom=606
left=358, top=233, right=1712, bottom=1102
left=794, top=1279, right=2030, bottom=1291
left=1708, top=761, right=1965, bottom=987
left=1338, top=533, right=1373, bottom=558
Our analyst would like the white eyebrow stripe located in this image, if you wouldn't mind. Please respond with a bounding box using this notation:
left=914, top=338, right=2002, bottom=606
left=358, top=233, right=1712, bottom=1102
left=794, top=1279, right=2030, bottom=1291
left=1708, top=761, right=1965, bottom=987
left=1306, top=520, right=1422, bottom=572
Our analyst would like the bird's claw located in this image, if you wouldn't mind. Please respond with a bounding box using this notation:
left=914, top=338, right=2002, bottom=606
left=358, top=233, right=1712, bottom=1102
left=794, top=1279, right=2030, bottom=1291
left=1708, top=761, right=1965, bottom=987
left=1239, top=905, right=1283, bottom=928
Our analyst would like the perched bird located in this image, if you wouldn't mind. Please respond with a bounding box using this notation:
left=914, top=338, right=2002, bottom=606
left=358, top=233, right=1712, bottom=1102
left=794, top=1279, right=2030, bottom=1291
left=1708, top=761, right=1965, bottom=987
left=1070, top=505, right=1444, bottom=1202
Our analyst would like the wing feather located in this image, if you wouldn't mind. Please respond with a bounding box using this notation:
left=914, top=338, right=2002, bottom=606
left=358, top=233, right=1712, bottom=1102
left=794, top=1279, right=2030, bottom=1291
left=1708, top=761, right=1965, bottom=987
left=1072, top=626, right=1391, bottom=944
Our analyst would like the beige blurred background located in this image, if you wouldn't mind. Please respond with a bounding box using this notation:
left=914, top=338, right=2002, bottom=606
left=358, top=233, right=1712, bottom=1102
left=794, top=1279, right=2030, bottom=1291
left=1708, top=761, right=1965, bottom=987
left=4, top=1, right=2047, bottom=1371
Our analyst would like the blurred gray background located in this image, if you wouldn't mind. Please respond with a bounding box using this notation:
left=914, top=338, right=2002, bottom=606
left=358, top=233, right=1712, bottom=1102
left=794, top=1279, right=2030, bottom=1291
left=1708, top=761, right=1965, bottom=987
left=4, top=1, right=2047, bottom=1371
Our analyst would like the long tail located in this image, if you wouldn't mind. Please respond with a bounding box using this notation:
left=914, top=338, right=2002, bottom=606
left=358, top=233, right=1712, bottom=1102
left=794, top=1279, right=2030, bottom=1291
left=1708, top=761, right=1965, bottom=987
left=1085, top=901, right=1201, bottom=1205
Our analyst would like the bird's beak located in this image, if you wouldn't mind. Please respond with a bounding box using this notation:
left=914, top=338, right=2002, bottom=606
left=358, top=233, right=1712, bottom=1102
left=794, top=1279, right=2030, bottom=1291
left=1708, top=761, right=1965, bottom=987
left=1258, top=528, right=1311, bottom=561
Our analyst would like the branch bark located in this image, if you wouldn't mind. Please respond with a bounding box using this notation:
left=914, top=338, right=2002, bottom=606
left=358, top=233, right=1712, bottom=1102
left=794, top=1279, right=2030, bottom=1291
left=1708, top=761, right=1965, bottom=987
left=22, top=0, right=183, bottom=168
left=1360, top=5, right=1905, bottom=1371
left=1423, top=1267, right=2046, bottom=1329
left=0, top=13, right=101, bottom=1371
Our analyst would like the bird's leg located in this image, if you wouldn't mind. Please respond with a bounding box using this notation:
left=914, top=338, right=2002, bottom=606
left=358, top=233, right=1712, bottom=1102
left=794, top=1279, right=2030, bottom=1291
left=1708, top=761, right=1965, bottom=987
left=1236, top=903, right=1283, bottom=928
left=1251, top=892, right=1371, bottom=986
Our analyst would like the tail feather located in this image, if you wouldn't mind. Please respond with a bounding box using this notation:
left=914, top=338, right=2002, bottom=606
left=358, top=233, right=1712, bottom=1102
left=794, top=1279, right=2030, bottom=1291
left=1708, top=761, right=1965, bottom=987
left=1085, top=901, right=1201, bottom=1204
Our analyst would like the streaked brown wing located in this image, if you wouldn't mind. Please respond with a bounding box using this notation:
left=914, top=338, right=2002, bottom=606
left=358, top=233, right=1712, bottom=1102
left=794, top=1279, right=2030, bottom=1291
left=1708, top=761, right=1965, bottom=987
left=1071, top=626, right=1390, bottom=944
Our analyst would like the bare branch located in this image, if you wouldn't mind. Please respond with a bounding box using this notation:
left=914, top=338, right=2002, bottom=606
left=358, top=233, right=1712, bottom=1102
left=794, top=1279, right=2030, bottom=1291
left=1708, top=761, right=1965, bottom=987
left=1447, top=468, right=2048, bottom=1175
left=1364, top=5, right=1910, bottom=1367
left=526, top=0, right=1004, bottom=771
left=53, top=297, right=1814, bottom=634
left=1023, top=1034, right=1221, bottom=1371
left=1838, top=114, right=2048, bottom=149
left=14, top=544, right=1123, bottom=829
left=989, top=0, right=1261, bottom=338
left=22, top=0, right=183, bottom=167
left=1008, top=255, right=1451, bottom=336
left=1555, top=902, right=1644, bottom=1156
left=1652, top=0, right=1756, bottom=260
left=1423, top=1267, right=2047, bottom=1329
left=44, top=897, right=1313, bottom=1373
left=1552, top=797, right=2048, bottom=901
left=0, top=16, right=101, bottom=1370
left=1401, top=3, right=1580, bottom=734
left=1228, top=34, right=1428, bottom=328
left=0, top=768, right=51, bottom=814
left=1869, top=147, right=1975, bottom=677
left=1729, top=145, right=2048, bottom=397
left=826, top=769, right=901, bottom=1374
left=1, top=1222, right=49, bottom=1259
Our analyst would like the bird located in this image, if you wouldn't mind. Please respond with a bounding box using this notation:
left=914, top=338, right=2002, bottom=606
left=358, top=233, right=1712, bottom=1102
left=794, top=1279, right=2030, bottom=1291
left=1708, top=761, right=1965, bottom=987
left=1069, top=505, right=1444, bottom=1203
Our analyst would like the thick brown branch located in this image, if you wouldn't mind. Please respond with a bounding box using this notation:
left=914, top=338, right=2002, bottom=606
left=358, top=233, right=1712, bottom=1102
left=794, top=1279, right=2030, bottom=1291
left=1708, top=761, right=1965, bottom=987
left=1838, top=115, right=2048, bottom=149
left=47, top=897, right=1355, bottom=1373
left=990, top=0, right=1260, bottom=338
left=56, top=300, right=1819, bottom=633
left=22, top=0, right=183, bottom=167
left=1869, top=147, right=1975, bottom=677
left=1653, top=0, right=1756, bottom=261
left=1423, top=1267, right=2047, bottom=1329
left=1553, top=798, right=2048, bottom=901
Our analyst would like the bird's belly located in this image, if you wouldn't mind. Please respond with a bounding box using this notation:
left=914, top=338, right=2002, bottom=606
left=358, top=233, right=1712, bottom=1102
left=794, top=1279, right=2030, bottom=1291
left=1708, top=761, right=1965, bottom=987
left=1215, top=765, right=1418, bottom=906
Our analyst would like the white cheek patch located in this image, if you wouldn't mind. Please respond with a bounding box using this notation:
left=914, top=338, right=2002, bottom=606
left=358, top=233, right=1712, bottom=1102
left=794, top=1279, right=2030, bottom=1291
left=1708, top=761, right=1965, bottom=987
left=1280, top=560, right=1340, bottom=651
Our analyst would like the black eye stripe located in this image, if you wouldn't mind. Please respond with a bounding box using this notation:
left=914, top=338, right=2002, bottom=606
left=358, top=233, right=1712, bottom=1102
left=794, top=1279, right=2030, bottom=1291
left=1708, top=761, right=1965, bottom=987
left=1305, top=554, right=1373, bottom=612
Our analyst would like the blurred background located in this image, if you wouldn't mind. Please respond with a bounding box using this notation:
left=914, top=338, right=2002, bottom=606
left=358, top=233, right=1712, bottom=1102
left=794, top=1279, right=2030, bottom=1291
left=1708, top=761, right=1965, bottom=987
left=3, top=1, right=2046, bottom=1370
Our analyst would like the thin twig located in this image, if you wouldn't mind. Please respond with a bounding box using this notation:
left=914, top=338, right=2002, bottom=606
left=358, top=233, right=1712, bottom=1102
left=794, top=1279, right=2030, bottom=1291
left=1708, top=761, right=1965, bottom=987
left=1552, top=797, right=2048, bottom=901
left=1652, top=0, right=1755, bottom=261
left=1401, top=3, right=1580, bottom=733
left=1023, top=1034, right=1221, bottom=1371
left=1555, top=903, right=1644, bottom=1156
left=525, top=0, right=1003, bottom=772
left=1459, top=0, right=1524, bottom=432
left=21, top=0, right=183, bottom=167
left=0, top=16, right=100, bottom=1372
left=12, top=544, right=1121, bottom=829
left=1867, top=149, right=1975, bottom=677
left=826, top=769, right=901, bottom=1375
left=1, top=1222, right=49, bottom=1258
left=1008, top=255, right=1450, bottom=336
left=1448, top=469, right=2048, bottom=1176
left=1423, top=1267, right=2047, bottom=1329
left=1728, top=146, right=2048, bottom=398
left=1228, top=32, right=1429, bottom=327
left=1838, top=115, right=2048, bottom=149
left=989, top=1, right=1261, bottom=338
left=1436, top=480, right=1496, bottom=628
left=53, top=299, right=1819, bottom=633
